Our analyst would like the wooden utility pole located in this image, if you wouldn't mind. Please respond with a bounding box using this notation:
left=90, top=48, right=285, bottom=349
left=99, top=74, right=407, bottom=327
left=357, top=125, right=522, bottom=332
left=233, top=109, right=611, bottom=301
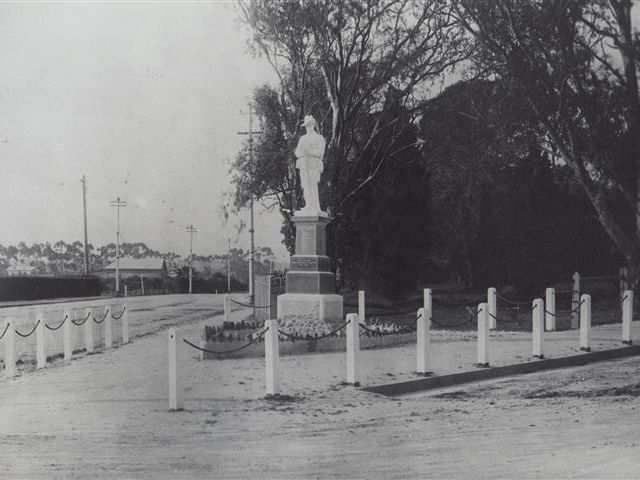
left=227, top=238, right=231, bottom=293
left=81, top=175, right=89, bottom=276
left=238, top=102, right=262, bottom=301
left=109, top=197, right=128, bottom=294
left=185, top=225, right=198, bottom=294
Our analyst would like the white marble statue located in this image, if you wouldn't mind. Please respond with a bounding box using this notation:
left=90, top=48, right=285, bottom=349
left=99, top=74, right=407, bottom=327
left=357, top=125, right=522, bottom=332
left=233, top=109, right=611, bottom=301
left=294, top=115, right=327, bottom=217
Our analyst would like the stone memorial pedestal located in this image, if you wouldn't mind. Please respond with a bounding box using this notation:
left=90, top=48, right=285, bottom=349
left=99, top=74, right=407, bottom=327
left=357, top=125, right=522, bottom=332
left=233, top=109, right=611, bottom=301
left=277, top=215, right=343, bottom=325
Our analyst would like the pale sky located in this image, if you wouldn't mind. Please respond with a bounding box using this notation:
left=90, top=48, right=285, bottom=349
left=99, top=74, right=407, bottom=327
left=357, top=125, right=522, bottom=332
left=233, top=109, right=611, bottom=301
left=0, top=1, right=287, bottom=259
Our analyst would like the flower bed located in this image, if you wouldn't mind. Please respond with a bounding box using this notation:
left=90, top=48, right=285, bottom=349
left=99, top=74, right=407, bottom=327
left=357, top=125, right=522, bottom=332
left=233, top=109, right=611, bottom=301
left=197, top=318, right=416, bottom=360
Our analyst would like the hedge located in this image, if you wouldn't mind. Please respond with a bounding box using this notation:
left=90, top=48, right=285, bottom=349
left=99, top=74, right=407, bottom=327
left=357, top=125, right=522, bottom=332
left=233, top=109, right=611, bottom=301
left=0, top=276, right=101, bottom=301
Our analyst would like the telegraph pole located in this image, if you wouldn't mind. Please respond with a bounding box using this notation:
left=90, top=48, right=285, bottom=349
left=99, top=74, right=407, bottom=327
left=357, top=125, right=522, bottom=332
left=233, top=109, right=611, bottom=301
left=81, top=175, right=89, bottom=276
left=185, top=225, right=198, bottom=294
left=238, top=101, right=262, bottom=301
left=227, top=238, right=231, bottom=293
left=109, top=197, right=127, bottom=294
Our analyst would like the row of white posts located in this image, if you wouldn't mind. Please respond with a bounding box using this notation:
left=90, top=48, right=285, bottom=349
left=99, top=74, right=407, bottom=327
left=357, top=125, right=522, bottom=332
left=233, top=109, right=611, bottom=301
left=3, top=304, right=128, bottom=378
left=168, top=289, right=636, bottom=409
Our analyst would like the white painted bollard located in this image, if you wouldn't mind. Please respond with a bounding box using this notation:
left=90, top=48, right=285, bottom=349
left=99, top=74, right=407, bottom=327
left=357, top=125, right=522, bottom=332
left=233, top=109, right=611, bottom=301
left=224, top=294, right=231, bottom=323
left=3, top=317, right=16, bottom=377
left=84, top=307, right=94, bottom=354
left=416, top=289, right=432, bottom=374
left=122, top=304, right=129, bottom=344
left=545, top=287, right=556, bottom=332
left=477, top=303, right=489, bottom=367
left=168, top=328, right=184, bottom=410
left=35, top=310, right=46, bottom=369
left=63, top=309, right=73, bottom=361
left=571, top=272, right=580, bottom=329
left=346, top=313, right=360, bottom=385
left=104, top=305, right=112, bottom=349
left=532, top=298, right=544, bottom=358
left=358, top=290, right=365, bottom=325
left=579, top=294, right=591, bottom=351
left=264, top=319, right=280, bottom=395
left=622, top=290, right=633, bottom=345
left=487, top=287, right=497, bottom=330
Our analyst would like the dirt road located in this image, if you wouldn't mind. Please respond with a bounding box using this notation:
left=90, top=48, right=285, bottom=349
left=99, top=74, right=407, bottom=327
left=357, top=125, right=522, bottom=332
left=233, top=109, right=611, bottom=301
left=1, top=295, right=639, bottom=478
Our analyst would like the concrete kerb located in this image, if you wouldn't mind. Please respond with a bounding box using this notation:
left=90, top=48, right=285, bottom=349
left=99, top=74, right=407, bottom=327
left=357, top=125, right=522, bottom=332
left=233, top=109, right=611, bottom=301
left=361, top=344, right=640, bottom=397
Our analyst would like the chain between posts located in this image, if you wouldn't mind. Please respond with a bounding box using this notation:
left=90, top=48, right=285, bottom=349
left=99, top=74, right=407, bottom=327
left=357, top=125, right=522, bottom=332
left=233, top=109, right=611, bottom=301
left=45, top=315, right=68, bottom=331
left=111, top=307, right=126, bottom=320
left=229, top=298, right=271, bottom=309
left=487, top=311, right=518, bottom=324
left=15, top=320, right=40, bottom=338
left=544, top=298, right=585, bottom=317
left=0, top=322, right=10, bottom=340
left=496, top=294, right=531, bottom=306
left=93, top=310, right=109, bottom=324
left=71, top=311, right=92, bottom=326
left=432, top=296, right=485, bottom=307
left=183, top=327, right=268, bottom=355
left=277, top=320, right=350, bottom=341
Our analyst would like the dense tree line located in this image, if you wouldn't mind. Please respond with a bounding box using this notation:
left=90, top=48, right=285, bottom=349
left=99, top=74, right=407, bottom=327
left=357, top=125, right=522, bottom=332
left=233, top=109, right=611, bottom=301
left=231, top=0, right=634, bottom=298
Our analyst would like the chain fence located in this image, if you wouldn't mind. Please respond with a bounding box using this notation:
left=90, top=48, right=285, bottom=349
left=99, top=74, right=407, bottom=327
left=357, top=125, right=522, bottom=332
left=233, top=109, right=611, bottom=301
left=14, top=320, right=40, bottom=338
left=183, top=326, right=268, bottom=355
left=44, top=315, right=68, bottom=331
left=71, top=311, right=91, bottom=326
left=229, top=298, right=271, bottom=309
left=277, top=320, right=350, bottom=342
left=0, top=322, right=10, bottom=340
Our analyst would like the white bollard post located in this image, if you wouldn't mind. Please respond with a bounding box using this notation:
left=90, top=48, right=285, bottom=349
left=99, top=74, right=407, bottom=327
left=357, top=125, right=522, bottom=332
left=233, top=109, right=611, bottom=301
left=477, top=303, right=489, bottom=367
left=84, top=307, right=94, bottom=354
left=532, top=298, right=544, bottom=358
left=224, top=294, right=231, bottom=324
left=104, top=305, right=112, bottom=349
left=63, top=309, right=73, bottom=361
left=545, top=287, right=556, bottom=332
left=416, top=288, right=432, bottom=374
left=358, top=290, right=365, bottom=325
left=3, top=317, right=16, bottom=378
left=622, top=290, right=633, bottom=345
left=346, top=313, right=360, bottom=385
left=571, top=272, right=580, bottom=329
left=580, top=294, right=591, bottom=351
left=264, top=319, right=280, bottom=395
left=487, top=287, right=497, bottom=330
left=122, top=304, right=129, bottom=344
left=35, top=310, right=46, bottom=369
left=168, top=328, right=184, bottom=410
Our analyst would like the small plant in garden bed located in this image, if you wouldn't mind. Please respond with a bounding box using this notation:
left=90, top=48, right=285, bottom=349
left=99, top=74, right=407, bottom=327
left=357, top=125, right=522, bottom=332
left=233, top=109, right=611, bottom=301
left=204, top=321, right=265, bottom=343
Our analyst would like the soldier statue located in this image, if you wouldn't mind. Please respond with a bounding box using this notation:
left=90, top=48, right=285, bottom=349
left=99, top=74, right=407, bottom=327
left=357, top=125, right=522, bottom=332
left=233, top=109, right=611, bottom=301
left=294, top=115, right=327, bottom=216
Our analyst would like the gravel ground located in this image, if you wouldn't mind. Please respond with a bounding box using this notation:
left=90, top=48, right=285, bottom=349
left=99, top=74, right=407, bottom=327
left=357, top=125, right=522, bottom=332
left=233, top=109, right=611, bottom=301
left=0, top=294, right=639, bottom=479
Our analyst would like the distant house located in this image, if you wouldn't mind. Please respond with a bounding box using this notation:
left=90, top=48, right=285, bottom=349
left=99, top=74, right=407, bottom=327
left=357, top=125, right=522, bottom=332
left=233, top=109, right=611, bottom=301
left=6, top=262, right=37, bottom=276
left=99, top=257, right=167, bottom=278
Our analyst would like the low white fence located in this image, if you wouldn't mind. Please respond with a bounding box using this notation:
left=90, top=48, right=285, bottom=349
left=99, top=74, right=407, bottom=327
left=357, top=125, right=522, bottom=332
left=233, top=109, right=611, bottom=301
left=168, top=288, right=636, bottom=410
left=1, top=302, right=128, bottom=377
